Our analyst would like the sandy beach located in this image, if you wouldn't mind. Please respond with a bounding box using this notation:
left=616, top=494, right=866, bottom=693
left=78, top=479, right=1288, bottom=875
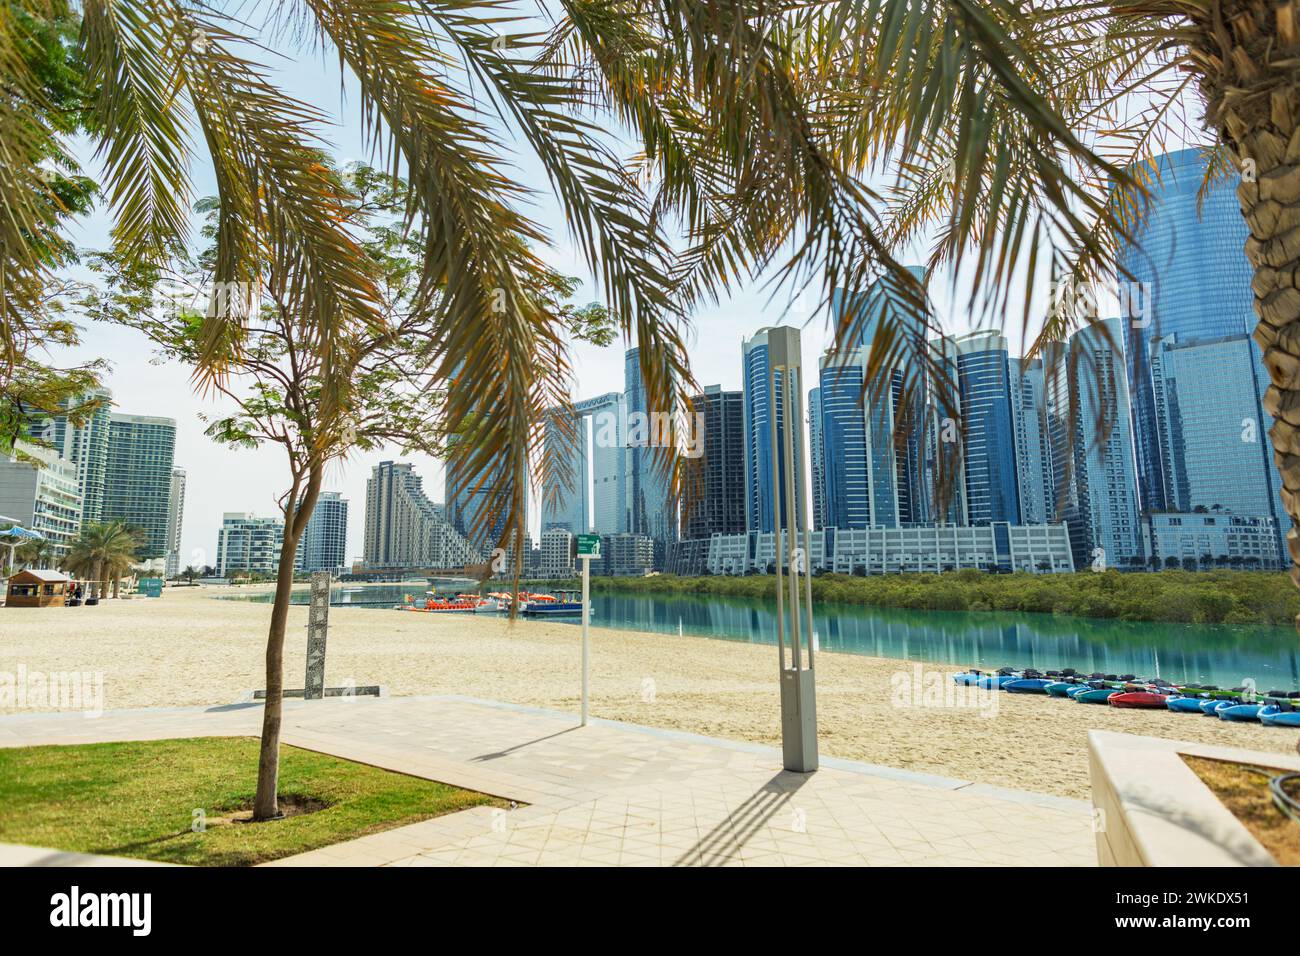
left=2, top=584, right=1296, bottom=800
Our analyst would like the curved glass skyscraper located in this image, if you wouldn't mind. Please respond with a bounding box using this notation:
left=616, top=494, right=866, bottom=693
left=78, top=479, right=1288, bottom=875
left=1118, top=147, right=1259, bottom=513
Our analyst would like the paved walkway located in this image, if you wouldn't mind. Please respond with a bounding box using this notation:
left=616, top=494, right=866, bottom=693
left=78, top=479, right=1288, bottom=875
left=0, top=696, right=1096, bottom=866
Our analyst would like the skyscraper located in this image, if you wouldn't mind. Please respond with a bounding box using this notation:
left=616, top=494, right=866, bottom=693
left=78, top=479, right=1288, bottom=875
left=540, top=392, right=626, bottom=534
left=365, top=460, right=477, bottom=569
left=36, top=388, right=112, bottom=524
left=1149, top=334, right=1286, bottom=563
left=946, top=331, right=1021, bottom=526
left=623, top=347, right=674, bottom=547
left=300, top=491, right=349, bottom=573
left=1010, top=358, right=1053, bottom=525
left=165, top=468, right=186, bottom=576
left=823, top=270, right=929, bottom=528
left=103, top=413, right=177, bottom=559
left=742, top=327, right=805, bottom=533
left=808, top=387, right=825, bottom=531
left=680, top=385, right=745, bottom=539
left=1046, top=319, right=1143, bottom=569
left=818, top=349, right=872, bottom=529
left=1117, top=147, right=1264, bottom=514
left=445, top=451, right=524, bottom=562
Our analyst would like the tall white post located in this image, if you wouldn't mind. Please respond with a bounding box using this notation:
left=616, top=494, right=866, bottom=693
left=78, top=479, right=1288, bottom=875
left=581, top=552, right=591, bottom=726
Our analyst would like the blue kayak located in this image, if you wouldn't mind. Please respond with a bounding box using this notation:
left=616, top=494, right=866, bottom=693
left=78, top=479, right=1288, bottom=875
left=1066, top=685, right=1092, bottom=698
left=1199, top=699, right=1234, bottom=716
left=1045, top=682, right=1077, bottom=697
left=1218, top=703, right=1263, bottom=722
left=1074, top=688, right=1116, bottom=704
left=975, top=675, right=1019, bottom=690
left=1166, top=696, right=1206, bottom=713
left=1260, top=706, right=1300, bottom=727
left=952, top=672, right=981, bottom=686
left=1003, top=678, right=1053, bottom=694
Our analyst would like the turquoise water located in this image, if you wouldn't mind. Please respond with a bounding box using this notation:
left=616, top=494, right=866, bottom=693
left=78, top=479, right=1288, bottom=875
left=234, top=583, right=1300, bottom=691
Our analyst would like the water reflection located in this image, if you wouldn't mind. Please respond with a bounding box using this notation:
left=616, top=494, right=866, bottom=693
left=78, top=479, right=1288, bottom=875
left=240, top=584, right=1300, bottom=690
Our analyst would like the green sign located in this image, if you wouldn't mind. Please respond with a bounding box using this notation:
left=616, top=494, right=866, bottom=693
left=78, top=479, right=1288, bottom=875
left=576, top=534, right=601, bottom=558
left=138, top=578, right=163, bottom=598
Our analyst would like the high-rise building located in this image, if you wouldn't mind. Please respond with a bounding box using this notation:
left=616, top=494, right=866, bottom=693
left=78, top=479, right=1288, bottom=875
left=165, top=468, right=186, bottom=577
left=808, top=387, right=826, bottom=531
left=0, top=441, right=82, bottom=559
left=623, top=348, right=674, bottom=547
left=541, top=392, right=626, bottom=535
left=1010, top=358, right=1053, bottom=525
left=823, top=269, right=929, bottom=528
left=102, top=413, right=177, bottom=559
left=1046, top=319, right=1143, bottom=569
left=1117, top=147, right=1264, bottom=514
left=364, top=460, right=477, bottom=569
left=1149, top=334, right=1286, bottom=564
left=742, top=326, right=805, bottom=533
left=36, top=389, right=112, bottom=524
left=818, top=349, right=872, bottom=529
left=300, top=491, right=348, bottom=573
left=943, top=331, right=1021, bottom=526
left=680, top=385, right=745, bottom=540
left=215, top=513, right=290, bottom=576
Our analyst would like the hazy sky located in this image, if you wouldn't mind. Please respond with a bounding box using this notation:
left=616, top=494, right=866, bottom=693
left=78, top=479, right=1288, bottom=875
left=43, top=22, right=1117, bottom=569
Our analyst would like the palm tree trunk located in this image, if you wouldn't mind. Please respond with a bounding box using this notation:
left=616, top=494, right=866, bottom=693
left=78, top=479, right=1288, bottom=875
left=252, top=465, right=324, bottom=821
left=1195, top=3, right=1300, bottom=615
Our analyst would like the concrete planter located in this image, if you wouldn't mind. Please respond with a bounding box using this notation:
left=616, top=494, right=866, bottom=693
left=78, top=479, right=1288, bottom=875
left=1089, top=730, right=1300, bottom=866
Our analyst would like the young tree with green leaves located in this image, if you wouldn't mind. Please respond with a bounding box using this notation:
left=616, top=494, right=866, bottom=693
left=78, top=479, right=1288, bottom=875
left=87, top=160, right=612, bottom=820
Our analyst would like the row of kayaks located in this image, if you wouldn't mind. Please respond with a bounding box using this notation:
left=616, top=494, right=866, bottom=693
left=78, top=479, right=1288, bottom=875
left=951, top=668, right=1300, bottom=726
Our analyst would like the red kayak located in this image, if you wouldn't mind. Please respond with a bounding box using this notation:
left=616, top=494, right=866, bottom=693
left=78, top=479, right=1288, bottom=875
left=1108, top=691, right=1169, bottom=709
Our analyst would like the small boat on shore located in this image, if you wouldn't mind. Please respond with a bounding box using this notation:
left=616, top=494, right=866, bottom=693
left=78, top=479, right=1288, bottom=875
left=1003, top=678, right=1053, bottom=694
left=1218, top=703, right=1264, bottom=722
left=1108, top=690, right=1169, bottom=709
left=1166, top=695, right=1206, bottom=713
left=1074, top=688, right=1116, bottom=704
left=1199, top=698, right=1235, bottom=716
left=1260, top=705, right=1300, bottom=727
left=1044, top=681, right=1079, bottom=697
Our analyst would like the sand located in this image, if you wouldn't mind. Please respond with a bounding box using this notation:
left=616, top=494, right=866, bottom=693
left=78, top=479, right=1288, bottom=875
left=2, top=584, right=1297, bottom=800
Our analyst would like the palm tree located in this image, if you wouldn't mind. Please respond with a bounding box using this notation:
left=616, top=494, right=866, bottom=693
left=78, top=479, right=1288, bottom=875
left=180, top=565, right=199, bottom=586
left=64, top=521, right=141, bottom=600
left=15, top=537, right=54, bottom=569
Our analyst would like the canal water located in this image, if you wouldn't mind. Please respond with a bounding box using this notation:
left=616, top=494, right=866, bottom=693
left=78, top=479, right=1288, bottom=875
left=234, top=583, right=1300, bottom=691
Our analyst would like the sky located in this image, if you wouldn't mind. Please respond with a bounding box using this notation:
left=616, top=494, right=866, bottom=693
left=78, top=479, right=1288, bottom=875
left=40, top=15, right=1167, bottom=570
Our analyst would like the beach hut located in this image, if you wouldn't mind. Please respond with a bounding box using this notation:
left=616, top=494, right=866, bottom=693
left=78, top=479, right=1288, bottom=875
left=5, top=569, right=71, bottom=608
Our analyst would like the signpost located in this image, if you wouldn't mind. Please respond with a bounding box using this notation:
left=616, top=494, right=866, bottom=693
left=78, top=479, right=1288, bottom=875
left=576, top=533, right=600, bottom=726
left=304, top=570, right=330, bottom=701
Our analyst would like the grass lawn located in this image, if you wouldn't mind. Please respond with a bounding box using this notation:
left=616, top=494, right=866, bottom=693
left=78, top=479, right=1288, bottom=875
left=0, top=737, right=504, bottom=866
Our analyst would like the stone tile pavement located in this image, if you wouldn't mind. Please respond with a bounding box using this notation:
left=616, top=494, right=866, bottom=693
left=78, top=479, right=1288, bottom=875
left=0, top=695, right=1096, bottom=867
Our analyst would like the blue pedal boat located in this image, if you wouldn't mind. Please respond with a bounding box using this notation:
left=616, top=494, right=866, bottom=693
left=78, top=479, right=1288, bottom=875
left=1044, top=681, right=1077, bottom=697
left=1218, top=703, right=1264, bottom=722
left=1260, top=706, right=1300, bottom=727
left=1003, top=678, right=1053, bottom=694
left=1166, top=696, right=1206, bottom=713
left=952, top=672, right=981, bottom=686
